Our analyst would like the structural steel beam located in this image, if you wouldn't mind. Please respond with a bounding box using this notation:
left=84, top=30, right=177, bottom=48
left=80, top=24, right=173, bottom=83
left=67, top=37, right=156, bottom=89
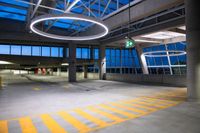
left=31, top=0, right=43, bottom=18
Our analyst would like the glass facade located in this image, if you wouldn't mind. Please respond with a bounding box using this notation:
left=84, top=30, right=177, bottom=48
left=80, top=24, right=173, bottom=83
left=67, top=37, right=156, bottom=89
left=75, top=47, right=99, bottom=60
left=0, top=42, right=186, bottom=76
left=143, top=42, right=186, bottom=75
left=106, top=48, right=142, bottom=74
left=0, top=44, right=64, bottom=58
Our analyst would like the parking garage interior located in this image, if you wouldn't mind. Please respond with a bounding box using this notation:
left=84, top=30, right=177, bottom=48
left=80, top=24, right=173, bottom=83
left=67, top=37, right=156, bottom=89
left=0, top=0, right=200, bottom=133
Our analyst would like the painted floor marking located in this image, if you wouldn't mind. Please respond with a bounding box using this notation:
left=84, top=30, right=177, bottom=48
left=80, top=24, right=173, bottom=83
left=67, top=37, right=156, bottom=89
left=19, top=117, right=37, bottom=133
left=108, top=102, right=148, bottom=115
left=73, top=108, right=108, bottom=128
left=40, top=114, right=67, bottom=133
left=33, top=88, right=41, bottom=91
left=86, top=106, right=124, bottom=123
left=128, top=99, right=169, bottom=109
left=0, top=121, right=8, bottom=133
left=58, top=111, right=91, bottom=132
left=0, top=89, right=186, bottom=133
left=99, top=104, right=137, bottom=118
left=121, top=101, right=158, bottom=112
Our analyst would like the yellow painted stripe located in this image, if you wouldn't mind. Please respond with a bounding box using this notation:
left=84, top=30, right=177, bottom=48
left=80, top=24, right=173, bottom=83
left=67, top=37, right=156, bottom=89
left=130, top=99, right=168, bottom=108
left=74, top=108, right=108, bottom=127
left=141, top=96, right=176, bottom=103
left=109, top=103, right=148, bottom=115
left=40, top=114, right=67, bottom=133
left=58, top=111, right=91, bottom=132
left=121, top=101, right=157, bottom=112
left=19, top=117, right=37, bottom=133
left=87, top=106, right=124, bottom=123
left=141, top=97, right=177, bottom=105
left=99, top=104, right=137, bottom=118
left=0, top=121, right=8, bottom=133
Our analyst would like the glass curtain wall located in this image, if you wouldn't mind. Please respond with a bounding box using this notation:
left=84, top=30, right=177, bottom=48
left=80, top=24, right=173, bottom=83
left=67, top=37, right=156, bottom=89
left=143, top=42, right=186, bottom=75
left=106, top=48, right=142, bottom=74
left=0, top=44, right=63, bottom=58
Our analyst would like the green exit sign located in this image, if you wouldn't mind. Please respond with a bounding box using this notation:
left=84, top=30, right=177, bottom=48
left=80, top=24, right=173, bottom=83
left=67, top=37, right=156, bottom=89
left=125, top=39, right=135, bottom=48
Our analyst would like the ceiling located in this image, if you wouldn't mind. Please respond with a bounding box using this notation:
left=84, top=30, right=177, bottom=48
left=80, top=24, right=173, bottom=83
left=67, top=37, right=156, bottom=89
left=107, top=26, right=186, bottom=47
left=0, top=0, right=134, bottom=34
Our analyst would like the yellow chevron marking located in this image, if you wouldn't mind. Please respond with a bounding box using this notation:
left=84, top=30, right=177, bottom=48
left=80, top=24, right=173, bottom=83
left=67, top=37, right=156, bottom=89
left=19, top=117, right=37, bottom=133
left=0, top=121, right=8, bottom=133
left=99, top=104, right=137, bottom=118
left=40, top=114, right=67, bottom=133
left=87, top=106, right=124, bottom=123
left=74, top=108, right=108, bottom=127
left=58, top=111, right=91, bottom=132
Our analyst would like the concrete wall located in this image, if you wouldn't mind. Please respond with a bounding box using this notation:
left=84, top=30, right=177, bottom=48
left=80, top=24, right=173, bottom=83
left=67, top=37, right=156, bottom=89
left=88, top=73, right=99, bottom=80
left=106, top=74, right=186, bottom=87
left=48, top=72, right=99, bottom=80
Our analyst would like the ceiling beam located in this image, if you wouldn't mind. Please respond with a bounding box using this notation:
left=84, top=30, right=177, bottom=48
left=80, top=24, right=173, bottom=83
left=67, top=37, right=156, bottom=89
left=31, top=0, right=43, bottom=18
left=168, top=28, right=186, bottom=34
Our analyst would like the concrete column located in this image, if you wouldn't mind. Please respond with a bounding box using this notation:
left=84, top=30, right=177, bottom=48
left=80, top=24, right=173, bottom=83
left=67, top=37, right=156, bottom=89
left=120, top=48, right=123, bottom=74
left=57, top=68, right=61, bottom=76
left=90, top=46, right=94, bottom=60
left=68, top=43, right=76, bottom=82
left=63, top=46, right=67, bottom=58
left=83, top=65, right=88, bottom=79
left=99, top=45, right=106, bottom=80
left=135, top=44, right=149, bottom=74
left=185, top=0, right=200, bottom=102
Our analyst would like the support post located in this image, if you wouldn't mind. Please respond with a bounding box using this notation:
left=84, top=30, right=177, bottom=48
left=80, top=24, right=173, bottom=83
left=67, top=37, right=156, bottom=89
left=83, top=65, right=88, bottom=79
left=185, top=0, right=200, bottom=102
left=57, top=68, right=61, bottom=76
left=135, top=44, right=149, bottom=74
left=99, top=45, right=106, bottom=80
left=68, top=43, right=76, bottom=82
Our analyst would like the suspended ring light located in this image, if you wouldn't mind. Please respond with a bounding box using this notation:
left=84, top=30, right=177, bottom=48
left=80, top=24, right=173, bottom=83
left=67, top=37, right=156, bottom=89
left=30, top=14, right=109, bottom=41
left=142, top=50, right=186, bottom=57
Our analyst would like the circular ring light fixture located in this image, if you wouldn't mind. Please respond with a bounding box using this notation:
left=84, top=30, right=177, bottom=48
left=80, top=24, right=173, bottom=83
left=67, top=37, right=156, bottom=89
left=142, top=50, right=186, bottom=57
left=30, top=14, right=109, bottom=41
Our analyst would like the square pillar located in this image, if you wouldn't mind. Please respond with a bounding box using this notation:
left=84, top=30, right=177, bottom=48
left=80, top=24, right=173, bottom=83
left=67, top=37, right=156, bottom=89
left=135, top=44, right=149, bottom=75
left=83, top=65, right=88, bottom=79
left=57, top=68, right=61, bottom=76
left=68, top=43, right=76, bottom=82
left=99, top=45, right=106, bottom=80
left=185, top=0, right=200, bottom=102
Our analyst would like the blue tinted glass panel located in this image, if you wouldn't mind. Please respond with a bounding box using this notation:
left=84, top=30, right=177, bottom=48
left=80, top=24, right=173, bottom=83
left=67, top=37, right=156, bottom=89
left=162, top=57, right=169, bottom=65
left=0, top=11, right=26, bottom=21
left=0, top=45, right=10, bottom=54
left=42, top=47, right=50, bottom=56
left=51, top=47, right=59, bottom=57
left=178, top=55, right=186, bottom=64
left=94, top=48, right=99, bottom=59
left=32, top=46, right=41, bottom=56
left=59, top=48, right=63, bottom=57
left=22, top=46, right=31, bottom=56
left=170, top=56, right=179, bottom=65
left=0, top=5, right=27, bottom=15
left=76, top=48, right=81, bottom=58
left=0, top=0, right=29, bottom=7
left=82, top=48, right=88, bottom=59
left=66, top=48, right=69, bottom=57
left=11, top=45, right=21, bottom=55
left=116, top=49, right=120, bottom=57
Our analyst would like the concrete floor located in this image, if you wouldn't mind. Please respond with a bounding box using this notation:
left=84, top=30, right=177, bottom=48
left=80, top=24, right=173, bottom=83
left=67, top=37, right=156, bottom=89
left=0, top=74, right=200, bottom=133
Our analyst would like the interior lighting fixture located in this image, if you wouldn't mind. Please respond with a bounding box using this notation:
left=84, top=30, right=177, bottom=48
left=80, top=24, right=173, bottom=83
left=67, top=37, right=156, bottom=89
left=134, top=39, right=160, bottom=43
left=61, top=63, right=69, bottom=66
left=142, top=50, right=186, bottom=57
left=30, top=14, right=109, bottom=41
left=0, top=61, right=13, bottom=64
left=142, top=31, right=186, bottom=40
